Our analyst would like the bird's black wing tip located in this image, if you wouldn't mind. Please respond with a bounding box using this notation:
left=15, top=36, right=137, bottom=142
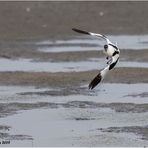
left=72, top=28, right=89, bottom=35
left=72, top=28, right=77, bottom=31
left=88, top=73, right=102, bottom=90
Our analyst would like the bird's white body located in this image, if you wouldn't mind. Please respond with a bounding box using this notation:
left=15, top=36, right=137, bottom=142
left=100, top=53, right=119, bottom=81
left=103, top=45, right=116, bottom=57
left=72, top=28, right=120, bottom=89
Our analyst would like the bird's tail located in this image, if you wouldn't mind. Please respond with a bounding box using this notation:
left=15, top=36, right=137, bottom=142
left=88, top=66, right=109, bottom=90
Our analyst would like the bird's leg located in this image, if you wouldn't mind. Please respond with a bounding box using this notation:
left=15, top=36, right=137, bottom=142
left=107, top=58, right=112, bottom=65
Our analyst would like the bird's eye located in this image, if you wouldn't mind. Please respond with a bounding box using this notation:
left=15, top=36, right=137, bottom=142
left=104, top=45, right=108, bottom=49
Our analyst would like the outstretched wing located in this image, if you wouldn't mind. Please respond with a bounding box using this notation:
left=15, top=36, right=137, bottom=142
left=72, top=28, right=112, bottom=44
left=88, top=66, right=108, bottom=90
left=88, top=72, right=102, bottom=90
left=89, top=54, right=119, bottom=90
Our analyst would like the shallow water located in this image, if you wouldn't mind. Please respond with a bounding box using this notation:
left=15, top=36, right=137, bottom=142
left=0, top=86, right=50, bottom=103
left=0, top=58, right=147, bottom=72
left=37, top=35, right=148, bottom=53
left=0, top=82, right=148, bottom=146
left=57, top=83, right=148, bottom=104
left=0, top=83, right=147, bottom=104
left=0, top=106, right=148, bottom=146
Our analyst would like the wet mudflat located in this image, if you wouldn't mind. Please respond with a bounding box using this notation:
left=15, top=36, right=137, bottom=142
left=1, top=2, right=148, bottom=146
left=0, top=36, right=148, bottom=146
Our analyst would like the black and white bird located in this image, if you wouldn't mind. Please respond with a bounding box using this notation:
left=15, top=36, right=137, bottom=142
left=72, top=28, right=120, bottom=89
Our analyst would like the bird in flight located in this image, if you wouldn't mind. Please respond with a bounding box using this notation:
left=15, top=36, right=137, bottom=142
left=72, top=28, right=120, bottom=89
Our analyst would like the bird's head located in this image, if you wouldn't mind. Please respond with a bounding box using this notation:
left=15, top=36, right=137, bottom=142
left=104, top=44, right=108, bottom=51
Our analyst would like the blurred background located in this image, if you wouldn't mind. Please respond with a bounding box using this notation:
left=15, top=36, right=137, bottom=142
left=0, top=1, right=148, bottom=39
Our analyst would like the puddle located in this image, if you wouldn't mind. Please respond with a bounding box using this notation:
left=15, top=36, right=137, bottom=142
left=37, top=35, right=148, bottom=53
left=0, top=58, right=101, bottom=72
left=0, top=58, right=147, bottom=72
left=38, top=46, right=99, bottom=53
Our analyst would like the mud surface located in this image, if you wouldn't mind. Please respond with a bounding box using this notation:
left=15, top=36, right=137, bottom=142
left=0, top=125, right=32, bottom=140
left=0, top=67, right=147, bottom=87
left=1, top=101, right=148, bottom=119
left=98, top=125, right=148, bottom=141
left=125, top=92, right=148, bottom=98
